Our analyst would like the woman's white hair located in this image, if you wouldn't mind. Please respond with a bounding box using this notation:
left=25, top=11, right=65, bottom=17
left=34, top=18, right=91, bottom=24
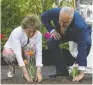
left=60, top=7, right=74, bottom=18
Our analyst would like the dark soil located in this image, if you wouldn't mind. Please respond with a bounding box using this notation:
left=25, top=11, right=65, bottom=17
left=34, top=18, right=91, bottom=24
left=1, top=65, right=92, bottom=84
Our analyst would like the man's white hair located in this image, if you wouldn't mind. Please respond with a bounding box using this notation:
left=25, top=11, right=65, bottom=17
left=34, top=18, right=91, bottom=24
left=60, top=7, right=74, bottom=18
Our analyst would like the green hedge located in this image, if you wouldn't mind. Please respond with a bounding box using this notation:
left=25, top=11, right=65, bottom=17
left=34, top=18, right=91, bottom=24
left=1, top=0, right=74, bottom=50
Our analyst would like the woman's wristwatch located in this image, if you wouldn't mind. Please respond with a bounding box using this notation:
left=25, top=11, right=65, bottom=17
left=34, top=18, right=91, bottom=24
left=36, top=66, right=41, bottom=72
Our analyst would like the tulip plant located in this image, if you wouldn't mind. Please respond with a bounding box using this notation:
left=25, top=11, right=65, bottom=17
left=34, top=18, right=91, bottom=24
left=23, top=43, right=36, bottom=81
left=71, top=64, right=79, bottom=79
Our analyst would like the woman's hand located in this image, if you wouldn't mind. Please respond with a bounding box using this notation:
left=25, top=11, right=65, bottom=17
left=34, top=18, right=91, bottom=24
left=35, top=72, right=42, bottom=82
left=21, top=66, right=33, bottom=82
left=23, top=71, right=33, bottom=82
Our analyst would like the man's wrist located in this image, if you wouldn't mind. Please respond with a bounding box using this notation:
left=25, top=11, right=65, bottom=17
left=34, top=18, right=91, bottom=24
left=79, top=70, right=84, bottom=75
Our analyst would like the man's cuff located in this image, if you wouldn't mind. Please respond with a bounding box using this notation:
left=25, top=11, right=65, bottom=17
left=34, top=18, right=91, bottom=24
left=78, top=66, right=85, bottom=71
left=50, top=29, right=55, bottom=34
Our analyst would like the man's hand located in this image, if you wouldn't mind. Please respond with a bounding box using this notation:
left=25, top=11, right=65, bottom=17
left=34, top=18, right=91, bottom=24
left=35, top=72, right=42, bottom=82
left=51, top=30, right=61, bottom=40
left=72, top=70, right=84, bottom=82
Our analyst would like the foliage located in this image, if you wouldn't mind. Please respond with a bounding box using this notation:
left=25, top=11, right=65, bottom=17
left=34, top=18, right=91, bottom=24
left=1, top=28, right=13, bottom=49
left=1, top=0, right=43, bottom=49
left=59, top=43, right=69, bottom=50
left=1, top=0, right=75, bottom=50
left=59, top=0, right=75, bottom=8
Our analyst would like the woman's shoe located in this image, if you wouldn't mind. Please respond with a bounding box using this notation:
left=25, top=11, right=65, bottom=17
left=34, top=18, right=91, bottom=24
left=7, top=65, right=15, bottom=77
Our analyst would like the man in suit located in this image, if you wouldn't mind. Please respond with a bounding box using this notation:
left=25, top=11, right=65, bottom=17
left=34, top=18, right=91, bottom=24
left=41, top=7, right=91, bottom=81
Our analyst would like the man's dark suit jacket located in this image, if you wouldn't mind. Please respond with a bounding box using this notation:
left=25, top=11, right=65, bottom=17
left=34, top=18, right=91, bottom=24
left=41, top=8, right=91, bottom=66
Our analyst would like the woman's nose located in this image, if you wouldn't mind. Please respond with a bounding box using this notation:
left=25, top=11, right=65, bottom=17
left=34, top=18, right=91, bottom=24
left=60, top=22, right=63, bottom=27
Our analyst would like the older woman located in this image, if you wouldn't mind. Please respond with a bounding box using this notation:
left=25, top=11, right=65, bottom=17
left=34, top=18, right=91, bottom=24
left=2, top=15, right=43, bottom=82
